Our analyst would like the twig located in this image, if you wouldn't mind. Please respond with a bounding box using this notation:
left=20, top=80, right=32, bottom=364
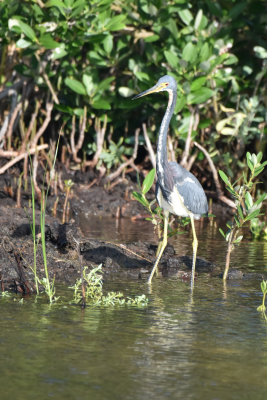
left=32, top=153, right=42, bottom=201
left=180, top=110, right=197, bottom=168
left=85, top=115, right=107, bottom=168
left=193, top=141, right=236, bottom=209
left=70, top=107, right=87, bottom=163
left=106, top=128, right=140, bottom=182
left=30, top=101, right=53, bottom=147
left=142, top=123, right=156, bottom=169
left=35, top=53, right=59, bottom=104
left=0, top=144, right=48, bottom=174
left=6, top=102, right=22, bottom=150
left=21, top=100, right=41, bottom=152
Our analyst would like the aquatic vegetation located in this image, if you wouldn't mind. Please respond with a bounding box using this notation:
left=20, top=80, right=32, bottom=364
left=257, top=280, right=267, bottom=322
left=219, top=152, right=267, bottom=280
left=70, top=265, right=148, bottom=307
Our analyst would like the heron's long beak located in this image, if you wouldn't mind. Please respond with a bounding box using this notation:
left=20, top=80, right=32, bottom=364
left=132, top=82, right=165, bottom=100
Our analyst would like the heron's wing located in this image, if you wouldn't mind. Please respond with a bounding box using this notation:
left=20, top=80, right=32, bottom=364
left=168, top=162, right=208, bottom=216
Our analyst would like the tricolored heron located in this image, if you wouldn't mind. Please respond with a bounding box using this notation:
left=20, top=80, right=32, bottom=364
left=133, top=75, right=208, bottom=286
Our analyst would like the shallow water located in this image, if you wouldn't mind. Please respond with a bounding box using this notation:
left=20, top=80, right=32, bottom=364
left=1, top=217, right=267, bottom=400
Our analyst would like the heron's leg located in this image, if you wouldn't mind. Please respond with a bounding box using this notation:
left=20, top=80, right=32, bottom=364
left=190, top=214, right=198, bottom=289
left=148, top=211, right=169, bottom=285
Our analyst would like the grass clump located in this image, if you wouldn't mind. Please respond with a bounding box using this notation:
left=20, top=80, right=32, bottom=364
left=70, top=265, right=148, bottom=307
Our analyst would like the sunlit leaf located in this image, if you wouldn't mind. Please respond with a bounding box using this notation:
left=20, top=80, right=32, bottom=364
left=9, top=18, right=37, bottom=41
left=219, top=170, right=231, bottom=186
left=142, top=168, right=155, bottom=195
left=16, top=38, right=31, bottom=48
left=178, top=9, right=193, bottom=25
left=187, top=87, right=214, bottom=104
left=65, top=78, right=86, bottom=95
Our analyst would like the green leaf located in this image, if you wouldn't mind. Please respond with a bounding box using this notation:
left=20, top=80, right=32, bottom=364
left=219, top=228, right=225, bottom=238
left=251, top=153, right=257, bottom=167
left=261, top=281, right=267, bottom=293
left=182, top=43, right=196, bottom=62
left=103, top=34, right=113, bottom=54
left=187, top=87, right=214, bottom=104
left=164, top=50, right=179, bottom=69
left=219, top=170, right=231, bottom=186
left=144, top=34, right=160, bottom=43
left=82, top=74, right=94, bottom=96
left=8, top=18, right=37, bottom=41
left=132, top=192, right=149, bottom=208
left=65, top=78, right=86, bottom=95
left=105, top=15, right=126, bottom=31
left=92, top=98, right=111, bottom=110
left=255, top=193, right=267, bottom=206
left=200, top=43, right=210, bottom=62
left=245, top=192, right=253, bottom=210
left=254, top=46, right=267, bottom=59
left=233, top=235, right=243, bottom=244
left=194, top=9, right=203, bottom=30
left=190, top=77, right=206, bottom=91
left=178, top=9, right=193, bottom=25
left=16, top=39, right=31, bottom=49
left=119, top=87, right=135, bottom=98
left=246, top=153, right=254, bottom=171
left=51, top=45, right=67, bottom=60
left=98, top=76, right=115, bottom=91
left=142, top=169, right=155, bottom=194
left=244, top=209, right=261, bottom=222
left=40, top=34, right=59, bottom=49
left=257, top=152, right=263, bottom=163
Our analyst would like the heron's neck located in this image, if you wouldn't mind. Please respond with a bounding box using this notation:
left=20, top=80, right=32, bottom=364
left=156, top=89, right=177, bottom=183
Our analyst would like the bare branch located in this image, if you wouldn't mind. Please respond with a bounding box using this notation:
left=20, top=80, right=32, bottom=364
left=85, top=115, right=107, bottom=168
left=70, top=107, right=87, bottom=163
left=142, top=123, right=156, bottom=169
left=193, top=141, right=236, bottom=209
left=30, top=101, right=53, bottom=147
left=0, top=144, right=48, bottom=174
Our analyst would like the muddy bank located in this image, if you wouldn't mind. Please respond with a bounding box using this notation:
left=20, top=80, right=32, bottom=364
left=0, top=199, right=220, bottom=292
left=1, top=172, right=262, bottom=292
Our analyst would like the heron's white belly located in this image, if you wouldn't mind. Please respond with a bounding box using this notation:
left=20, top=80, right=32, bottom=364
left=157, top=186, right=190, bottom=217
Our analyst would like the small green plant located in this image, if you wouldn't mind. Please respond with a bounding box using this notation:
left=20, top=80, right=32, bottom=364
left=39, top=191, right=58, bottom=303
left=257, top=280, right=267, bottom=312
left=219, top=152, right=267, bottom=280
left=70, top=265, right=148, bottom=307
left=257, top=280, right=267, bottom=322
left=28, top=160, right=39, bottom=295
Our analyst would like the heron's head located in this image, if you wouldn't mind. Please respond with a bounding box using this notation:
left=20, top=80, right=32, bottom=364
left=132, top=75, right=177, bottom=100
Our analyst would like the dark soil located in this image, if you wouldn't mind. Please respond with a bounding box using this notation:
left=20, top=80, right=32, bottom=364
left=0, top=170, right=256, bottom=293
